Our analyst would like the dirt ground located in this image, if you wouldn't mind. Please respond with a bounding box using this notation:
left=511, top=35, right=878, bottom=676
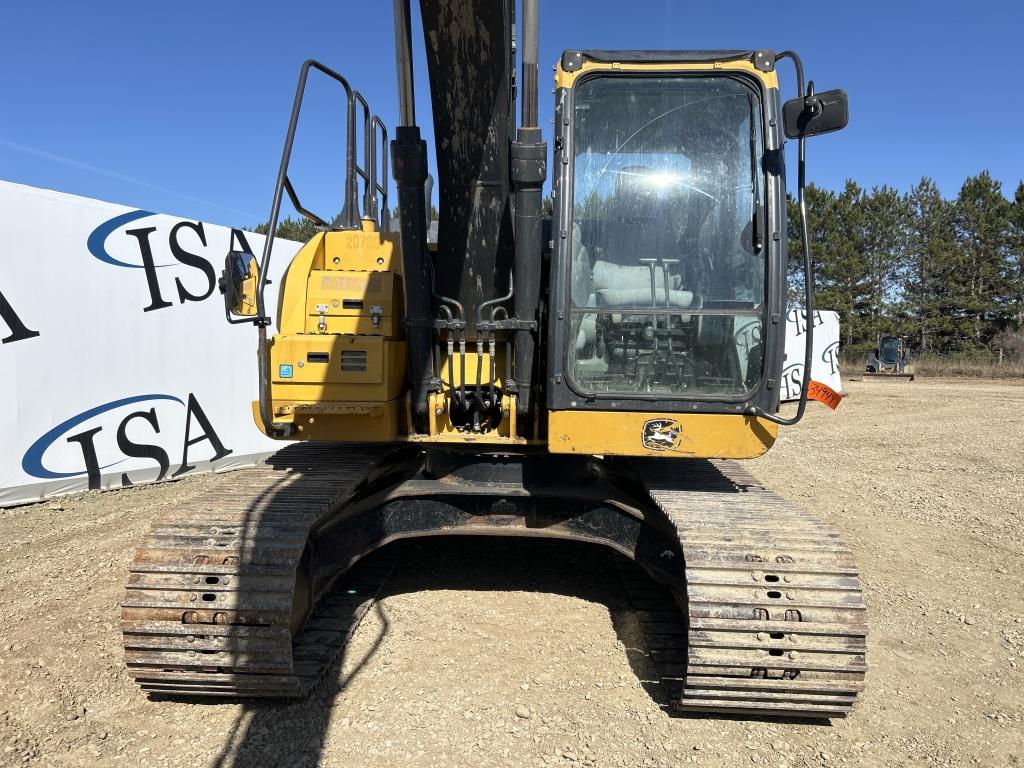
left=2, top=377, right=1023, bottom=768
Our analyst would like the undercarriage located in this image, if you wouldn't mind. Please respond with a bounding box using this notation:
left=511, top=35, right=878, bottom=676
left=123, top=445, right=866, bottom=718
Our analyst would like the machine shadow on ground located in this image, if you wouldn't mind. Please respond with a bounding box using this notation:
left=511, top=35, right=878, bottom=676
left=202, top=535, right=683, bottom=768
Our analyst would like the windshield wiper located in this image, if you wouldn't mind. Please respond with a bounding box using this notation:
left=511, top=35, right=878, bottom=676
left=749, top=94, right=763, bottom=254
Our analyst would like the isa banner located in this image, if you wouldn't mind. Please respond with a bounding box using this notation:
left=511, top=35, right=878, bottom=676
left=0, top=181, right=301, bottom=506
left=734, top=309, right=842, bottom=403
left=781, top=309, right=843, bottom=401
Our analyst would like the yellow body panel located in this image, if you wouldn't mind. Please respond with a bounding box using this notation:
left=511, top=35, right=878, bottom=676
left=547, top=411, right=777, bottom=459
left=269, top=335, right=406, bottom=400
left=260, top=220, right=407, bottom=442
left=277, top=224, right=403, bottom=336
left=323, top=227, right=403, bottom=274
left=555, top=58, right=779, bottom=90
left=277, top=234, right=325, bottom=335
left=438, top=350, right=501, bottom=390
left=305, top=270, right=401, bottom=336
left=253, top=400, right=402, bottom=441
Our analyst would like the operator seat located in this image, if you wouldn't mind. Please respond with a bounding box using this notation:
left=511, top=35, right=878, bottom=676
left=591, top=167, right=695, bottom=310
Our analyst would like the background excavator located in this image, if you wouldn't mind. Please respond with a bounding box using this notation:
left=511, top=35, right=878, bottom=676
left=122, top=0, right=866, bottom=719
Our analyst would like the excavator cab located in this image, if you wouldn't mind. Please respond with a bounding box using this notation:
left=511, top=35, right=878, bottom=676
left=545, top=50, right=841, bottom=456
left=557, top=62, right=768, bottom=401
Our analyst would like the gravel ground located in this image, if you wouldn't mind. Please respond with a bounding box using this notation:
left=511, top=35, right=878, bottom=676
left=1, top=377, right=1023, bottom=768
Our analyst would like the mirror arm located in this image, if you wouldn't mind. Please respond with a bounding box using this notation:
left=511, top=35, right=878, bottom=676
left=749, top=58, right=815, bottom=427
left=223, top=309, right=255, bottom=326
left=775, top=50, right=805, bottom=100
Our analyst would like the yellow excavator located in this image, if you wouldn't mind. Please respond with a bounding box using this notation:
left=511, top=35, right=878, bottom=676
left=122, top=0, right=865, bottom=718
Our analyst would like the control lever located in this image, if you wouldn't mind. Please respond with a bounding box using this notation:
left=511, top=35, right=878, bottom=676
left=639, top=258, right=658, bottom=310
left=639, top=257, right=680, bottom=331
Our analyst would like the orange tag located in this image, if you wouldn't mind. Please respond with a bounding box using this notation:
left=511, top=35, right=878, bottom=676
left=807, top=380, right=843, bottom=410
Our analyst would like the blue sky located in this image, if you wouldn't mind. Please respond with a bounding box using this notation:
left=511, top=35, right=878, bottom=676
left=2, top=1, right=1022, bottom=228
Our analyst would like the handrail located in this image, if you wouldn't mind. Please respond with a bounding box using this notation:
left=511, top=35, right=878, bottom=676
left=251, top=58, right=389, bottom=438
left=256, top=59, right=354, bottom=321
left=370, top=116, right=390, bottom=229
left=339, top=90, right=371, bottom=229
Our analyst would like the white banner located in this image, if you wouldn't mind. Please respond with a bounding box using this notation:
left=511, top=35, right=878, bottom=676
left=0, top=181, right=300, bottom=506
left=734, top=309, right=842, bottom=403
left=781, top=309, right=843, bottom=401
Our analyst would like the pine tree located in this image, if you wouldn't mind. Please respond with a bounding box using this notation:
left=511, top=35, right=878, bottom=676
left=952, top=172, right=1012, bottom=348
left=782, top=173, right=1022, bottom=355
left=786, top=183, right=835, bottom=307
left=816, top=181, right=872, bottom=350
left=1006, top=181, right=1024, bottom=328
left=860, top=185, right=911, bottom=343
left=904, top=179, right=957, bottom=351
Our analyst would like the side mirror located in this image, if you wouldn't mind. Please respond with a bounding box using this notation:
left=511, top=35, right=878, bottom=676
left=783, top=88, right=849, bottom=139
left=219, top=251, right=260, bottom=319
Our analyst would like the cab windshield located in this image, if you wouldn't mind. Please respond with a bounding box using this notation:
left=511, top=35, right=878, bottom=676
left=568, top=75, right=765, bottom=397
left=879, top=338, right=902, bottom=364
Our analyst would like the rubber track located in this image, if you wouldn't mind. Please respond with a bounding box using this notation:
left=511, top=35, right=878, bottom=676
left=121, top=445, right=393, bottom=697
left=627, top=458, right=867, bottom=719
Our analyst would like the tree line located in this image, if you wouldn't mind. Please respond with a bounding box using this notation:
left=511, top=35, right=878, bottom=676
left=789, top=172, right=1024, bottom=355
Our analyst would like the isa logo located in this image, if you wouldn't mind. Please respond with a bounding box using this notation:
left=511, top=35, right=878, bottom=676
left=788, top=309, right=825, bottom=336
left=0, top=285, right=40, bottom=345
left=821, top=341, right=841, bottom=376
left=87, top=211, right=256, bottom=313
left=781, top=362, right=805, bottom=401
left=22, top=393, right=232, bottom=490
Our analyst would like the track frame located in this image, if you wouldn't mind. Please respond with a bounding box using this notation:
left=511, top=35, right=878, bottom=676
left=122, top=445, right=865, bottom=717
